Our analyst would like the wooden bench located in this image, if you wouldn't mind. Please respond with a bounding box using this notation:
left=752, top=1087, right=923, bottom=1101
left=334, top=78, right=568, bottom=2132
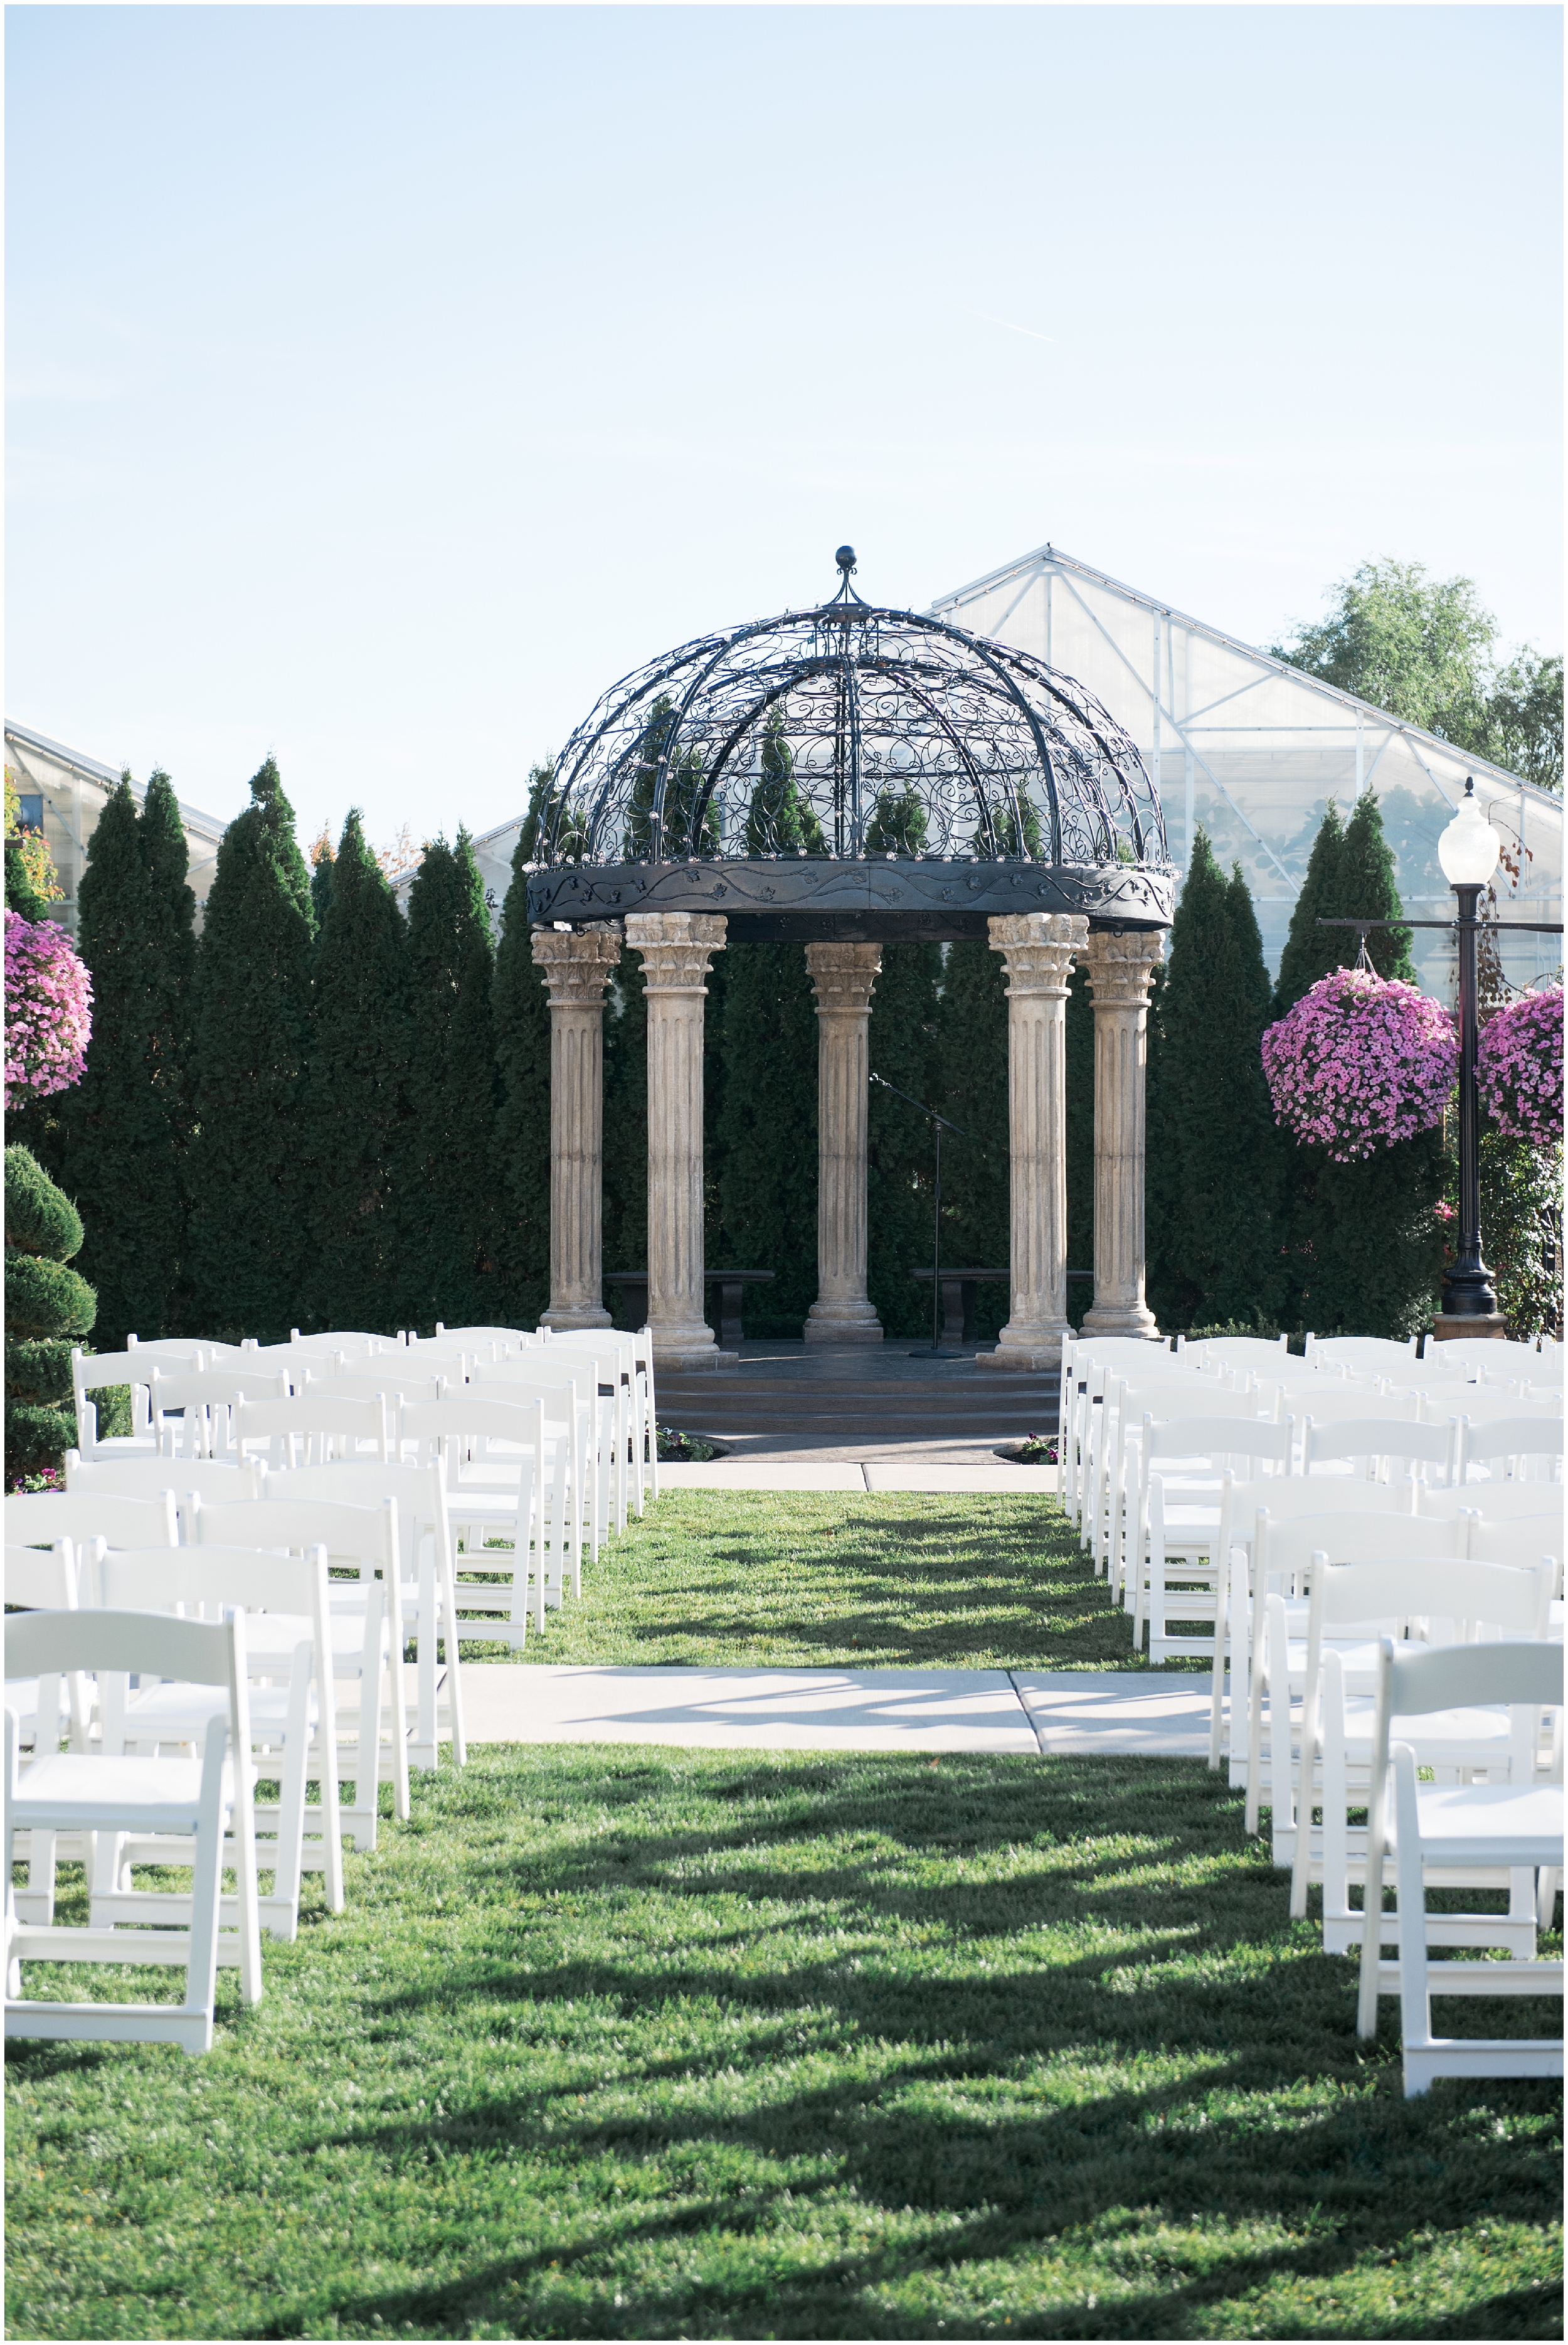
left=605, top=1270, right=775, bottom=1351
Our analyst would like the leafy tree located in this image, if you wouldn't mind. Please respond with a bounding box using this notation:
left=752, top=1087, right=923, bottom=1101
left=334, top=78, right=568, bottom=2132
left=1272, top=557, right=1563, bottom=789
left=743, top=713, right=825, bottom=854
left=935, top=939, right=1010, bottom=1337
left=1144, top=835, right=1282, bottom=1329
left=53, top=773, right=196, bottom=1348
left=490, top=836, right=552, bottom=1327
left=1485, top=651, right=1564, bottom=793
left=623, top=698, right=718, bottom=859
left=402, top=832, right=500, bottom=1332
left=866, top=940, right=942, bottom=1337
left=303, top=812, right=413, bottom=1335
left=4, top=768, right=61, bottom=923
left=5, top=1143, right=94, bottom=1479
left=714, top=943, right=818, bottom=1336
left=184, top=758, right=317, bottom=1343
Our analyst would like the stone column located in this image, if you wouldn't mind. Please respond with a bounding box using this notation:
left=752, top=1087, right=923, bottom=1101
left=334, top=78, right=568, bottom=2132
left=803, top=942, right=884, bottom=1347
left=1081, top=927, right=1167, bottom=1341
left=988, top=912, right=1088, bottom=1370
left=625, top=912, right=728, bottom=1371
left=531, top=923, right=623, bottom=1331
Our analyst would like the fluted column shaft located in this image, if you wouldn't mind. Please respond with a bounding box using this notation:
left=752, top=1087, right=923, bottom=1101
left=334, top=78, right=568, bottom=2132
left=988, top=913, right=1088, bottom=1369
left=1081, top=928, right=1167, bottom=1341
left=803, top=942, right=884, bottom=1346
left=626, top=913, right=728, bottom=1371
left=531, top=923, right=622, bottom=1331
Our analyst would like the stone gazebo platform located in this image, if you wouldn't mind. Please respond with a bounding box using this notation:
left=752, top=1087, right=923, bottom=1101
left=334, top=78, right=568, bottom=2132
left=526, top=549, right=1175, bottom=1375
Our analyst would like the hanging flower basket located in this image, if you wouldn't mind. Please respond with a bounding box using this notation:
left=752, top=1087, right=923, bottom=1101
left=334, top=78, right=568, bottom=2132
left=1477, top=985, right=1564, bottom=1148
left=4, top=910, right=93, bottom=1109
left=1261, top=966, right=1457, bottom=1162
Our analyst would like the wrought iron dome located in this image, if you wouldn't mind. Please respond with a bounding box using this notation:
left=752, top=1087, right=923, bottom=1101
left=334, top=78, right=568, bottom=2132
left=526, top=548, right=1174, bottom=942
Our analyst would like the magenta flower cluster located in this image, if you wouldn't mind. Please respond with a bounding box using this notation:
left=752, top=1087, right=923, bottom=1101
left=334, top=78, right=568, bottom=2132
left=1477, top=985, right=1564, bottom=1148
left=1261, top=965, right=1457, bottom=1162
left=4, top=909, right=92, bottom=1110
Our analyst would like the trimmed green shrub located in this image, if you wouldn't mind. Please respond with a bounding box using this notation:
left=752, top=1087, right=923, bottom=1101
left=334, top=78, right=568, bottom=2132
left=4, top=1144, right=95, bottom=1479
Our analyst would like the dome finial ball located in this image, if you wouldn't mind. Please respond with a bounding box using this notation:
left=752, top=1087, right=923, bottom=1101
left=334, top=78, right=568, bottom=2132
left=835, top=545, right=856, bottom=573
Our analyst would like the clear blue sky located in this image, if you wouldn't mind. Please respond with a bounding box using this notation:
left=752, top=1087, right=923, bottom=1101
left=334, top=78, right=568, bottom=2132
left=7, top=4, right=1562, bottom=854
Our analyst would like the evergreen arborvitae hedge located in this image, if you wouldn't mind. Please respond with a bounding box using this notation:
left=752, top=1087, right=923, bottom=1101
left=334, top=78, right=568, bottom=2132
left=305, top=811, right=413, bottom=1335
left=866, top=940, right=941, bottom=1338
left=1271, top=792, right=1447, bottom=1338
left=935, top=939, right=1010, bottom=1339
left=53, top=772, right=195, bottom=1349
left=5, top=1144, right=94, bottom=1479
left=402, top=832, right=501, bottom=1332
left=716, top=942, right=818, bottom=1337
left=184, top=758, right=317, bottom=1344
left=490, top=838, right=552, bottom=1329
left=1145, top=834, right=1283, bottom=1330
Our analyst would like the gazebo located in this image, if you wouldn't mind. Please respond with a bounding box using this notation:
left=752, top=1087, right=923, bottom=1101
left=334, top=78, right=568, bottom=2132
left=525, top=550, right=1176, bottom=1370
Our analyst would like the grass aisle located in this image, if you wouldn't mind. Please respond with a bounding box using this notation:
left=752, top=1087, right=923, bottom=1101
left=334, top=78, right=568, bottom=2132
left=470, top=1493, right=1176, bottom=1671
left=6, top=1750, right=1560, bottom=2341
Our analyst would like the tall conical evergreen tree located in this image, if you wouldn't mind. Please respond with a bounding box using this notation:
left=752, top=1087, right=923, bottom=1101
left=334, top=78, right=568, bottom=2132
left=743, top=714, right=825, bottom=854
left=1272, top=800, right=1347, bottom=1018
left=866, top=939, right=942, bottom=1337
left=623, top=699, right=717, bottom=858
left=1337, top=792, right=1417, bottom=984
left=186, top=757, right=316, bottom=1343
left=304, top=811, right=413, bottom=1334
left=491, top=838, right=552, bottom=1329
left=715, top=942, right=818, bottom=1336
left=54, top=773, right=196, bottom=1348
left=1144, top=834, right=1283, bottom=1329
left=935, top=939, right=1010, bottom=1337
left=864, top=787, right=929, bottom=855
left=402, top=831, right=499, bottom=1332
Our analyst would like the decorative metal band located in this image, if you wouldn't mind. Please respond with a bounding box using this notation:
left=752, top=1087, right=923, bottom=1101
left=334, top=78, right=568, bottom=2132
left=527, top=856, right=1173, bottom=942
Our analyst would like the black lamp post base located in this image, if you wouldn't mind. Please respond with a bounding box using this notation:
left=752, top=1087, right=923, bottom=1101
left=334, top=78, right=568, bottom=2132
left=1429, top=1311, right=1508, bottom=1344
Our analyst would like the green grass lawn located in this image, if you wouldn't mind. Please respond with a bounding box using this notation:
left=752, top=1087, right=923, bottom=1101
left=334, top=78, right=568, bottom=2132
left=6, top=1749, right=1560, bottom=2341
left=464, top=1492, right=1184, bottom=1671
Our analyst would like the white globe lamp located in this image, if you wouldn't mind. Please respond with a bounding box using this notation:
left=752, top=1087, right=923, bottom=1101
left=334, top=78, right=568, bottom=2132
left=1438, top=779, right=1500, bottom=888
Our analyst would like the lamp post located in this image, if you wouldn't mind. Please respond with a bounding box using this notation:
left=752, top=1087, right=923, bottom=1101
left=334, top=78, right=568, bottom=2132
left=1436, top=779, right=1502, bottom=1326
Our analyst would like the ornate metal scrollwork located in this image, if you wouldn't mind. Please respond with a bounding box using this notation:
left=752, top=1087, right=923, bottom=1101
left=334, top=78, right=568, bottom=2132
left=526, top=549, right=1172, bottom=937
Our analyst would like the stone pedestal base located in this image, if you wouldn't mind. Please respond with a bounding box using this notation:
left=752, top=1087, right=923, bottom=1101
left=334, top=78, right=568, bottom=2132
left=990, top=1337, right=1066, bottom=1372
left=1429, top=1312, right=1508, bottom=1343
left=1081, top=1302, right=1162, bottom=1340
left=652, top=1340, right=738, bottom=1372
left=804, top=1301, right=884, bottom=1346
left=541, top=1304, right=613, bottom=1332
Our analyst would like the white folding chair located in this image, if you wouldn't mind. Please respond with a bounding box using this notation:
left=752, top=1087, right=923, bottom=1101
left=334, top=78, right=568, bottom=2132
left=190, top=1494, right=402, bottom=1843
left=400, top=1392, right=569, bottom=1639
left=4, top=1540, right=87, bottom=1920
left=7, top=1488, right=178, bottom=1559
left=65, top=1450, right=263, bottom=1538
left=1456, top=1414, right=1565, bottom=1487
left=1298, top=1411, right=1454, bottom=1488
left=257, top=1459, right=465, bottom=1771
left=469, top=1363, right=593, bottom=1579
left=1306, top=1335, right=1418, bottom=1376
left=1133, top=1413, right=1293, bottom=1659
left=233, top=1393, right=391, bottom=1470
left=68, top=1345, right=164, bottom=1458
left=95, top=1545, right=344, bottom=1937
left=147, top=1367, right=290, bottom=1460
left=5, top=1608, right=262, bottom=2054
left=1356, top=1636, right=1563, bottom=2093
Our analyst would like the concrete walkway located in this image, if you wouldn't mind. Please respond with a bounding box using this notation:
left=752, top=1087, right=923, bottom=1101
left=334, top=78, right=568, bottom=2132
left=455, top=1664, right=1211, bottom=1757
left=655, top=1461, right=1059, bottom=1494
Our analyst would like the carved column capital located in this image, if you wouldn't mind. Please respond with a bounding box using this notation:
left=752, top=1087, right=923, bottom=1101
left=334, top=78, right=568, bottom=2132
left=529, top=922, right=623, bottom=1006
left=1079, top=926, right=1165, bottom=1008
left=988, top=912, right=1088, bottom=996
left=804, top=940, right=882, bottom=1016
left=625, top=913, right=727, bottom=993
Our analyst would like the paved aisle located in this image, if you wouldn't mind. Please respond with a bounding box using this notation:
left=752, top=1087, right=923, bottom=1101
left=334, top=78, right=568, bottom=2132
left=452, top=1665, right=1211, bottom=1757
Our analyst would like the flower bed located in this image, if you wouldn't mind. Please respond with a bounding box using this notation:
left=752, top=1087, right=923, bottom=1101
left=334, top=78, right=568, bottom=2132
left=1478, top=984, right=1564, bottom=1147
left=4, top=911, right=92, bottom=1108
left=1261, top=966, right=1456, bottom=1161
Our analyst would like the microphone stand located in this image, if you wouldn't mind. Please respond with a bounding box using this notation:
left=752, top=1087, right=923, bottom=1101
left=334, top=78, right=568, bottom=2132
left=869, top=1072, right=968, bottom=1356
